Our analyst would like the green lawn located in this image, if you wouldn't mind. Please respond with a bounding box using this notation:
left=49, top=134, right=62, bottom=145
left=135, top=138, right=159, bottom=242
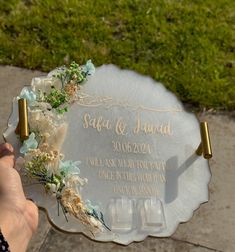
left=0, top=0, right=235, bottom=110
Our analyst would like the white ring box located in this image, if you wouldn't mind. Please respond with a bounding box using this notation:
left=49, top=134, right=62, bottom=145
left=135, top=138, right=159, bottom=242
left=139, top=197, right=165, bottom=233
left=108, top=197, right=133, bottom=232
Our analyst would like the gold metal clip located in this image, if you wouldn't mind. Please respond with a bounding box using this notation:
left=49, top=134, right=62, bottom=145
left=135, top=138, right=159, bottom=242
left=196, top=122, right=212, bottom=159
left=15, top=98, right=29, bottom=142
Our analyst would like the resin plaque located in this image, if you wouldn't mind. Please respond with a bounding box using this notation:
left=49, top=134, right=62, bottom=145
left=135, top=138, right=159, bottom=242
left=4, top=65, right=211, bottom=245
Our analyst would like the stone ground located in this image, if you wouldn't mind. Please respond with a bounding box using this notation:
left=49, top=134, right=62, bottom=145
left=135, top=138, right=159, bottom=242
left=0, top=65, right=234, bottom=252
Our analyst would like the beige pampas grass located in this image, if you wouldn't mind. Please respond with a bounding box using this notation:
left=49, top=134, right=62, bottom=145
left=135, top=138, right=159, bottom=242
left=61, top=188, right=102, bottom=234
left=48, top=123, right=68, bottom=152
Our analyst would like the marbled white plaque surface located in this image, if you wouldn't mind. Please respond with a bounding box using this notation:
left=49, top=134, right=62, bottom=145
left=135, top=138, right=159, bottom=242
left=4, top=65, right=211, bottom=245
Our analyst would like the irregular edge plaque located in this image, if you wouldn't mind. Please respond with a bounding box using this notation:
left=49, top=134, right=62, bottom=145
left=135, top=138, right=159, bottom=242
left=3, top=64, right=211, bottom=245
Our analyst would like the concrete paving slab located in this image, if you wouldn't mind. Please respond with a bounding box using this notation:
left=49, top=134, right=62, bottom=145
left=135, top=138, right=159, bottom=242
left=27, top=211, right=51, bottom=252
left=0, top=65, right=234, bottom=252
left=39, top=229, right=215, bottom=252
left=172, top=113, right=235, bottom=252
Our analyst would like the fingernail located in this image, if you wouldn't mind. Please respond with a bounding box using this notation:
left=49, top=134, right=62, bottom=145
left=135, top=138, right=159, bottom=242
left=4, top=143, right=14, bottom=153
left=0, top=149, right=14, bottom=159
left=0, top=143, right=14, bottom=154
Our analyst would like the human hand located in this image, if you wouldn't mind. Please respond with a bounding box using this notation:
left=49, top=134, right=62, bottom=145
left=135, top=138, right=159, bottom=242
left=0, top=143, right=38, bottom=252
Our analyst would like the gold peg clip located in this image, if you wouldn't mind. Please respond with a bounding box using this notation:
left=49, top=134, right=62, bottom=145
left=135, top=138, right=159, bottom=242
left=15, top=98, right=29, bottom=142
left=196, top=121, right=212, bottom=159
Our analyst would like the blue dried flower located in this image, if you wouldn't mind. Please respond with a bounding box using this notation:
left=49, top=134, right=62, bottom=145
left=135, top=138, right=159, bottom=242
left=19, top=88, right=37, bottom=106
left=85, top=199, right=99, bottom=214
left=59, top=160, right=81, bottom=175
left=20, top=132, right=38, bottom=154
left=82, top=59, right=95, bottom=76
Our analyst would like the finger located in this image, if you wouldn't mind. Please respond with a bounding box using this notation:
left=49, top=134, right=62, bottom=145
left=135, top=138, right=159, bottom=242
left=0, top=150, right=15, bottom=168
left=0, top=143, right=14, bottom=154
left=26, top=200, right=39, bottom=233
left=0, top=148, right=14, bottom=158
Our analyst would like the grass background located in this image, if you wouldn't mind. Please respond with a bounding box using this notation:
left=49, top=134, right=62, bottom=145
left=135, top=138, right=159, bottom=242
left=0, top=0, right=234, bottom=110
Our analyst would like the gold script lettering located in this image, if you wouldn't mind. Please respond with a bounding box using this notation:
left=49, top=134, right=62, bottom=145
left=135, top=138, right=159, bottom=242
left=115, top=117, right=127, bottom=135
left=133, top=113, right=173, bottom=136
left=83, top=113, right=112, bottom=132
left=113, top=184, right=159, bottom=197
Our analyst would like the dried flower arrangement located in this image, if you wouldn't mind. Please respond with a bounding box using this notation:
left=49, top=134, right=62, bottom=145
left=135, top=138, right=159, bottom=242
left=16, top=60, right=110, bottom=235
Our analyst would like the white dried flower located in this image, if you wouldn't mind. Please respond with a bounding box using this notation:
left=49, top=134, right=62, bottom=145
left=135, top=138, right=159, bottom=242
left=34, top=101, right=52, bottom=111
left=31, top=76, right=62, bottom=95
left=64, top=175, right=82, bottom=192
left=47, top=123, right=68, bottom=152
left=28, top=109, right=58, bottom=137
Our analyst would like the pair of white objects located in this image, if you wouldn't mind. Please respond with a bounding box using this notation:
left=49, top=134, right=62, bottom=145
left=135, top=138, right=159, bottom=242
left=108, top=197, right=166, bottom=233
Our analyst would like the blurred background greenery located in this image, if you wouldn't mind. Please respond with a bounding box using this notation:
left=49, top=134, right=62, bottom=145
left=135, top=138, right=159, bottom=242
left=0, top=0, right=234, bottom=110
